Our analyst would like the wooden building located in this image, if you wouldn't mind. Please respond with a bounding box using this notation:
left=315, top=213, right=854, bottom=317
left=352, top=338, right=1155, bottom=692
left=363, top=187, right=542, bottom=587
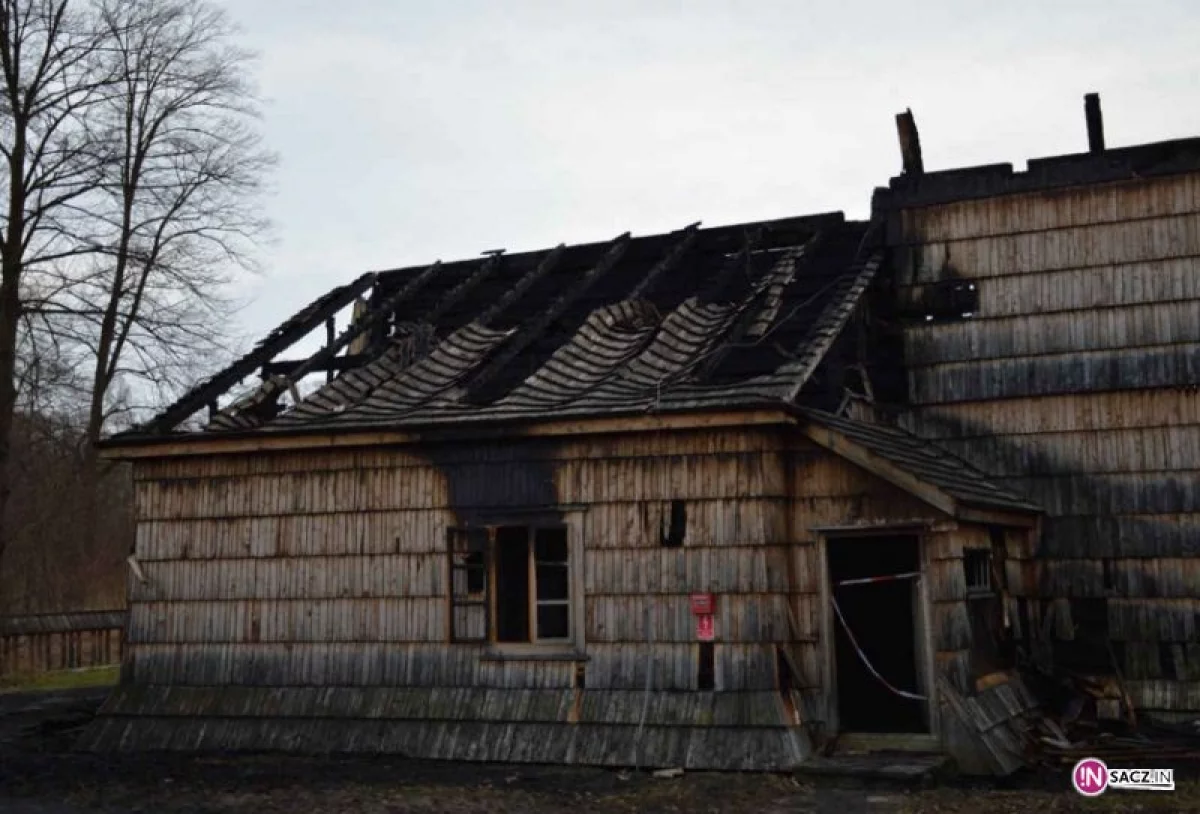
left=83, top=97, right=1198, bottom=773
left=876, top=100, right=1200, bottom=726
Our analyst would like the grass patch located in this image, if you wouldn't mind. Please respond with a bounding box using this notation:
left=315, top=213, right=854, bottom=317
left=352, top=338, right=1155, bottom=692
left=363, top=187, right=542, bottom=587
left=0, top=663, right=119, bottom=693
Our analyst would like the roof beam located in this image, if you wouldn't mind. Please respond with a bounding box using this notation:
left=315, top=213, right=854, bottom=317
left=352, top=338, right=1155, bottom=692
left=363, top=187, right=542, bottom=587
left=136, top=273, right=377, bottom=435
left=100, top=407, right=795, bottom=458
left=695, top=232, right=823, bottom=380
left=781, top=225, right=884, bottom=403
left=207, top=261, right=444, bottom=432
left=696, top=226, right=765, bottom=303
left=280, top=261, right=443, bottom=388
left=478, top=244, right=567, bottom=327
left=629, top=222, right=702, bottom=300
left=464, top=233, right=632, bottom=402
left=423, top=252, right=506, bottom=326
left=261, top=353, right=371, bottom=378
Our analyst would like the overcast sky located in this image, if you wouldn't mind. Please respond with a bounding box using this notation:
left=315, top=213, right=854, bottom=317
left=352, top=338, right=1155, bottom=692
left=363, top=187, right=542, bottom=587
left=228, top=0, right=1200, bottom=349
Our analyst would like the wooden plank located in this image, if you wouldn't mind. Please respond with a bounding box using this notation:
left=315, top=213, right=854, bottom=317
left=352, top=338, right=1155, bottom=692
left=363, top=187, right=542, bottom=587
left=905, top=301, right=1200, bottom=366
left=128, top=598, right=447, bottom=644
left=129, top=554, right=447, bottom=601
left=908, top=343, right=1200, bottom=404
left=899, top=392, right=1200, bottom=438
left=933, top=427, right=1200, bottom=478
left=584, top=546, right=792, bottom=594
left=899, top=212, right=1200, bottom=284
left=103, top=408, right=796, bottom=459
left=898, top=258, right=1200, bottom=320
left=896, top=174, right=1200, bottom=244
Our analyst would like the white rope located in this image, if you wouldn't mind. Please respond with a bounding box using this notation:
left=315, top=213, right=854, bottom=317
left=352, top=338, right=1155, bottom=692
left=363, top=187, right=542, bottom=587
left=836, top=571, right=921, bottom=588
left=830, top=594, right=927, bottom=702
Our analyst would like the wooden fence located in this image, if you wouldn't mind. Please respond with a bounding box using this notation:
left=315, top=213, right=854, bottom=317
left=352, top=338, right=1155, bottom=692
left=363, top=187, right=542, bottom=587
left=0, top=610, right=125, bottom=678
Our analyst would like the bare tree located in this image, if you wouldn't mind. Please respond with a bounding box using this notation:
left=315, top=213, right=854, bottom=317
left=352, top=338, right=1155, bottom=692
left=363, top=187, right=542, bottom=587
left=38, top=0, right=271, bottom=447
left=0, top=0, right=109, bottom=571
left=1, top=0, right=271, bottom=609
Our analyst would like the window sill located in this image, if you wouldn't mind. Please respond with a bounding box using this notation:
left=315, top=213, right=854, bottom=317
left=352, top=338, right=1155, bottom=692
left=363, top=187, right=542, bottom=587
left=480, top=647, right=589, bottom=662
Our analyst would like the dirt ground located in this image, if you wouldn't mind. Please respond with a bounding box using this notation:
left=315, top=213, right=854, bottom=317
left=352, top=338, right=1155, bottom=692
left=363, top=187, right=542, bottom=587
left=1, top=688, right=1197, bottom=813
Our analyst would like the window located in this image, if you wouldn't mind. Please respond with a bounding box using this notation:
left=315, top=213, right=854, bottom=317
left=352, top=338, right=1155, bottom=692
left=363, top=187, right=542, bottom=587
left=447, top=524, right=574, bottom=646
left=963, top=548, right=993, bottom=596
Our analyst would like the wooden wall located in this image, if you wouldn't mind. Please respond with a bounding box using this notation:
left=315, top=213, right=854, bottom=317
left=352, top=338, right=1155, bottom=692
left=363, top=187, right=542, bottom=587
left=87, top=423, right=983, bottom=766
left=887, top=171, right=1200, bottom=715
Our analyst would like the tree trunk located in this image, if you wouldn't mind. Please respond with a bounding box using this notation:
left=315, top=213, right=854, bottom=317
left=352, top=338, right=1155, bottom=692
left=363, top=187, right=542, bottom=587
left=0, top=128, right=27, bottom=609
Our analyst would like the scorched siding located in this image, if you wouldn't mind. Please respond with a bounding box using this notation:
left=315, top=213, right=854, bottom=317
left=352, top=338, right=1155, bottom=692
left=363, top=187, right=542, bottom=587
left=886, top=168, right=1200, bottom=713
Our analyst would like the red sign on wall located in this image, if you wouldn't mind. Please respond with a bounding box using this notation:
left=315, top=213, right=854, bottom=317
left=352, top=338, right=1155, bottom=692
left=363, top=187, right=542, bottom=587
left=690, top=592, right=715, bottom=615
left=695, top=613, right=715, bottom=642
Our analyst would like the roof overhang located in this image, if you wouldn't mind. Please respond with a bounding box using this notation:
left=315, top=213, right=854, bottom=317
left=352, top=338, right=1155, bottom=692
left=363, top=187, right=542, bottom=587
left=98, top=405, right=796, bottom=460
left=796, top=415, right=1040, bottom=528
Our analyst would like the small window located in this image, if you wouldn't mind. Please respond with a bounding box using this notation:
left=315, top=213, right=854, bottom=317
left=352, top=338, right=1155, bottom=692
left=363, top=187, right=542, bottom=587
left=963, top=548, right=993, bottom=596
left=448, top=524, right=573, bottom=645
left=661, top=500, right=686, bottom=548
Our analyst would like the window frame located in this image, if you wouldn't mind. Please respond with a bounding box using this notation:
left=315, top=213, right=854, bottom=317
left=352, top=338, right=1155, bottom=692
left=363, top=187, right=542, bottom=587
left=963, top=547, right=994, bottom=598
left=447, top=519, right=583, bottom=653
left=448, top=527, right=490, bottom=643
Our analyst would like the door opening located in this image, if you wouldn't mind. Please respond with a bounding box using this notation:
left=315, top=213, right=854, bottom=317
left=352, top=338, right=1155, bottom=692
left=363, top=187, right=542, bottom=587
left=827, top=534, right=926, bottom=733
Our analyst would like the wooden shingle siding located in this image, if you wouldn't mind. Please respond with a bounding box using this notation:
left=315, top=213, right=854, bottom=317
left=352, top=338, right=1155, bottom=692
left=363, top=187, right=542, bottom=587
left=102, top=419, right=1004, bottom=764
left=891, top=166, right=1200, bottom=713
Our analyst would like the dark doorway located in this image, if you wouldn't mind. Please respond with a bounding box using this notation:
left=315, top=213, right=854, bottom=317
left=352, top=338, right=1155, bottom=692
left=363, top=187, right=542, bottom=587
left=827, top=535, right=926, bottom=733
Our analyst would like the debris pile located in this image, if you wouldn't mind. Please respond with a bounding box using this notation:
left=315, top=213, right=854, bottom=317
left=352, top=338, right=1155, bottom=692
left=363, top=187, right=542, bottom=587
left=1022, top=669, right=1200, bottom=765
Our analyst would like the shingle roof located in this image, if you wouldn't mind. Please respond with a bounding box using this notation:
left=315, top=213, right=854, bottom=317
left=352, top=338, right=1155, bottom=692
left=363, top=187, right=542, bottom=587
left=798, top=407, right=1040, bottom=515
left=126, top=212, right=882, bottom=438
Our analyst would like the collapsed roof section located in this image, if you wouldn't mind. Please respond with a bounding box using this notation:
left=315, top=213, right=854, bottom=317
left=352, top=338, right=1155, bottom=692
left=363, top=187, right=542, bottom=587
left=123, top=212, right=883, bottom=439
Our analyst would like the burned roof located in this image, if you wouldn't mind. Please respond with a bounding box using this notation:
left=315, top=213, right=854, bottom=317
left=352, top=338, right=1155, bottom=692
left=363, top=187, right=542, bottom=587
left=123, top=212, right=882, bottom=439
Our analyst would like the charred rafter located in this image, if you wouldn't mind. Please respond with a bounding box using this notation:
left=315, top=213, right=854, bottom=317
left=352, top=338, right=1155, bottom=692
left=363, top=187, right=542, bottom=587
left=261, top=353, right=372, bottom=378
left=629, top=222, right=702, bottom=301
left=465, top=233, right=632, bottom=403
left=279, top=255, right=511, bottom=419
left=422, top=251, right=507, bottom=327
left=478, top=244, right=567, bottom=328
left=134, top=273, right=377, bottom=435
left=248, top=261, right=443, bottom=415
left=782, top=223, right=885, bottom=403
left=695, top=232, right=823, bottom=381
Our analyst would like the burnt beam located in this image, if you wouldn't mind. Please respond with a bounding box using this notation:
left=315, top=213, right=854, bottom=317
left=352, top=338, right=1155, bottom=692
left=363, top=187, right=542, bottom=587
left=273, top=261, right=443, bottom=392
left=629, top=222, right=702, bottom=300
left=1085, top=92, right=1105, bottom=154
left=138, top=272, right=377, bottom=434
left=477, top=244, right=567, bottom=328
left=896, top=108, right=924, bottom=175
left=697, top=226, right=766, bottom=303
left=324, top=317, right=336, bottom=383
left=465, top=233, right=632, bottom=401
left=696, top=232, right=823, bottom=380
left=261, top=353, right=372, bottom=378
left=424, top=251, right=507, bottom=326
